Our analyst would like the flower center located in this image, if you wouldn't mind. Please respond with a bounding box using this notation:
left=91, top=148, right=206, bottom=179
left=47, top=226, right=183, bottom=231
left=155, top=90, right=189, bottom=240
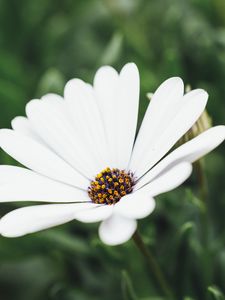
left=88, top=167, right=135, bottom=205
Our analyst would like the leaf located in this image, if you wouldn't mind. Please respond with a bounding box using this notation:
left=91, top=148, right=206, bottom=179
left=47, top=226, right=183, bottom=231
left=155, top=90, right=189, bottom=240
left=38, top=229, right=90, bottom=255
left=37, top=68, right=65, bottom=95
left=185, top=189, right=206, bottom=213
left=208, top=285, right=225, bottom=300
left=180, top=222, right=195, bottom=236
left=100, top=32, right=123, bottom=65
left=121, top=270, right=139, bottom=300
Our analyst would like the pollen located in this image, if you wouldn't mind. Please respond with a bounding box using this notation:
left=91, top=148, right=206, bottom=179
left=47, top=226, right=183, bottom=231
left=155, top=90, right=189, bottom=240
left=88, top=168, right=135, bottom=205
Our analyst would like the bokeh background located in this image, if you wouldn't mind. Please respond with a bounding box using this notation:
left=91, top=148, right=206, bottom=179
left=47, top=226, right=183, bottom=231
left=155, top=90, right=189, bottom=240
left=0, top=0, right=225, bottom=299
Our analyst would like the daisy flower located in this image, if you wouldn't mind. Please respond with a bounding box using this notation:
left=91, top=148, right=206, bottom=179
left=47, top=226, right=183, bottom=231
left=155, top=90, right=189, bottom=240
left=0, top=63, right=224, bottom=246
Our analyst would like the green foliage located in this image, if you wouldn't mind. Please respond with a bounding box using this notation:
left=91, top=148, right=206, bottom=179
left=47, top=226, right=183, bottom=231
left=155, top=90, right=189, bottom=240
left=121, top=270, right=139, bottom=300
left=208, top=285, right=225, bottom=300
left=0, top=0, right=224, bottom=299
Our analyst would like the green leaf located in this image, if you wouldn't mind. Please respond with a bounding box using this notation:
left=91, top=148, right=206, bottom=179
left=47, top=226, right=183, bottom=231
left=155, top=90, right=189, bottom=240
left=180, top=222, right=195, bottom=236
left=38, top=230, right=90, bottom=255
left=100, top=32, right=123, bottom=65
left=185, top=189, right=206, bottom=213
left=121, top=270, right=139, bottom=300
left=208, top=285, right=225, bottom=300
left=37, top=68, right=65, bottom=95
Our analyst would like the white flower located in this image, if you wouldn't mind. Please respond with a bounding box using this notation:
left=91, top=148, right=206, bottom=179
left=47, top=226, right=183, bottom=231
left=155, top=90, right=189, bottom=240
left=0, top=63, right=224, bottom=246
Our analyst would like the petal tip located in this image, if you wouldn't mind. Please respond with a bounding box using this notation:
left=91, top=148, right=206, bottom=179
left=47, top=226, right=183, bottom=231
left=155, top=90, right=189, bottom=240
left=98, top=216, right=137, bottom=246
left=25, top=99, right=40, bottom=116
left=211, top=125, right=225, bottom=144
left=122, top=62, right=138, bottom=71
left=93, top=65, right=118, bottom=86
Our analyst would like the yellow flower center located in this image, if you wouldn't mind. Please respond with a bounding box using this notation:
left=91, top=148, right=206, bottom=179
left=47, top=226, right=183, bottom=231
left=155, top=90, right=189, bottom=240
left=88, top=167, right=135, bottom=205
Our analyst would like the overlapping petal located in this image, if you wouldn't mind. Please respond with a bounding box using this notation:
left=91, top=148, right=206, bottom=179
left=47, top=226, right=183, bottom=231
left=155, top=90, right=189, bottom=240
left=74, top=204, right=113, bottom=223
left=0, top=129, right=89, bottom=189
left=136, top=126, right=225, bottom=189
left=26, top=95, right=97, bottom=178
left=0, top=203, right=94, bottom=237
left=115, top=192, right=155, bottom=219
left=11, top=116, right=43, bottom=143
left=99, top=214, right=137, bottom=246
left=0, top=165, right=89, bottom=202
left=94, top=63, right=139, bottom=169
left=129, top=77, right=184, bottom=172
left=64, top=79, right=109, bottom=170
left=137, top=162, right=192, bottom=196
left=130, top=85, right=208, bottom=177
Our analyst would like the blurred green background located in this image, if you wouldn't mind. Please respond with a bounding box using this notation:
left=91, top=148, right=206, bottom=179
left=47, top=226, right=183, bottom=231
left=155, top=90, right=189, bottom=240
left=0, top=0, right=225, bottom=299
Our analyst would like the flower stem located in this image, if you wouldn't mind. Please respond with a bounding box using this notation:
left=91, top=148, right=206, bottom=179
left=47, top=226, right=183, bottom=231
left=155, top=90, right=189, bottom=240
left=132, top=230, right=174, bottom=299
left=194, top=158, right=211, bottom=292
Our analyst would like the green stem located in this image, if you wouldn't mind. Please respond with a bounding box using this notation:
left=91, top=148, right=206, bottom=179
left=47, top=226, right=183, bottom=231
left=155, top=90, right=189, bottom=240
left=132, top=230, right=174, bottom=299
left=194, top=158, right=211, bottom=297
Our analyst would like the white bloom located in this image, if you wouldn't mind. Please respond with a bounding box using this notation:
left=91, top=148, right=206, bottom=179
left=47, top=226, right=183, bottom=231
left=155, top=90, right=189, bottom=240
left=0, top=63, right=224, bottom=246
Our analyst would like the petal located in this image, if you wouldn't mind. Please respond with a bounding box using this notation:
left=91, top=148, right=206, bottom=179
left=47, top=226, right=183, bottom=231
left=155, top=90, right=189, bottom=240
left=130, top=77, right=184, bottom=172
left=0, top=165, right=89, bottom=202
left=0, top=129, right=89, bottom=189
left=115, top=63, right=140, bottom=169
left=0, top=203, right=94, bottom=237
left=26, top=95, right=97, bottom=178
left=130, top=88, right=208, bottom=177
left=115, top=192, right=155, bottom=219
left=64, top=79, right=109, bottom=170
left=138, top=162, right=192, bottom=196
left=94, top=65, right=119, bottom=167
left=136, top=126, right=225, bottom=189
left=94, top=63, right=139, bottom=169
left=74, top=204, right=113, bottom=223
left=11, top=116, right=42, bottom=143
left=41, top=93, right=64, bottom=102
left=98, top=214, right=137, bottom=246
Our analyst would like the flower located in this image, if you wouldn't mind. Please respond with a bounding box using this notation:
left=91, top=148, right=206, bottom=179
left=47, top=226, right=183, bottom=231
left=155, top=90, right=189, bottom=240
left=0, top=63, right=224, bottom=246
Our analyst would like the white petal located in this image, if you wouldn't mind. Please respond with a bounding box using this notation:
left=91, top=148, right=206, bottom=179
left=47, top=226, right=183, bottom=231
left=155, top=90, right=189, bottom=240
left=0, top=203, right=94, bottom=237
left=94, top=63, right=139, bottom=169
left=115, top=192, right=155, bottom=219
left=11, top=116, right=42, bottom=143
left=94, top=65, right=119, bottom=167
left=131, top=89, right=208, bottom=177
left=74, top=204, right=113, bottom=223
left=99, top=214, right=137, bottom=246
left=64, top=79, right=109, bottom=170
left=138, top=162, right=192, bottom=196
left=136, top=126, right=225, bottom=189
left=41, top=93, right=64, bottom=102
left=0, top=129, right=89, bottom=189
left=115, top=63, right=140, bottom=169
left=130, top=77, right=184, bottom=172
left=26, top=95, right=97, bottom=179
left=0, top=165, right=89, bottom=202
